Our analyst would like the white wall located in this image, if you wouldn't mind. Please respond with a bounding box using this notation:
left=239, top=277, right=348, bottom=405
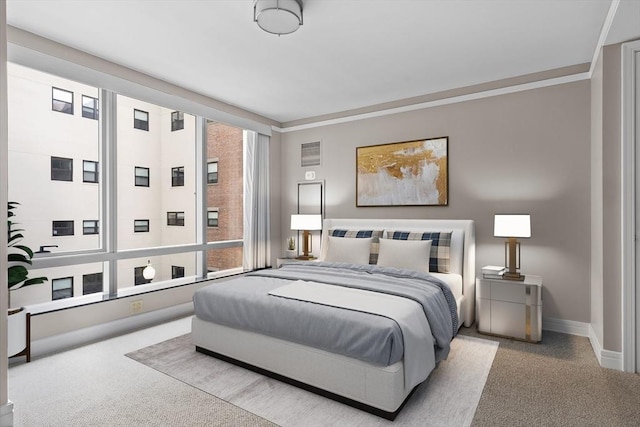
left=1, top=0, right=11, bottom=418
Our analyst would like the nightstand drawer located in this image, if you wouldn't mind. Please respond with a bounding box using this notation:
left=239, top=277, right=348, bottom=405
left=476, top=275, right=543, bottom=342
left=490, top=300, right=527, bottom=340
left=479, top=278, right=542, bottom=306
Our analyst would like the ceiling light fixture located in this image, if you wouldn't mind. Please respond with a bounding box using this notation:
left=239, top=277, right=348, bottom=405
left=254, top=0, right=303, bottom=36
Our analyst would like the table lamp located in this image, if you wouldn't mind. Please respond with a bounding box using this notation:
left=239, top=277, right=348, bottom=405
left=494, top=214, right=531, bottom=281
left=291, top=214, right=322, bottom=260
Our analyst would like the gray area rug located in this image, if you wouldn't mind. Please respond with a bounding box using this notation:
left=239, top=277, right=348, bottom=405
left=127, top=333, right=498, bottom=426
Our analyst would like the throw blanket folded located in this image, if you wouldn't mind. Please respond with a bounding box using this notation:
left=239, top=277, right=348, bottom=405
left=268, top=280, right=435, bottom=391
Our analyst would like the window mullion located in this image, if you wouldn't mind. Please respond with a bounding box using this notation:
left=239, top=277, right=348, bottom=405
left=196, top=115, right=206, bottom=279
left=102, top=89, right=118, bottom=297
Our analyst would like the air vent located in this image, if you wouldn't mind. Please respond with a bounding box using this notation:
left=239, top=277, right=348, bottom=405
left=301, top=141, right=321, bottom=167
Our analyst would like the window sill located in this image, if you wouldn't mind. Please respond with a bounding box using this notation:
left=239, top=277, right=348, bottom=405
left=24, top=267, right=247, bottom=316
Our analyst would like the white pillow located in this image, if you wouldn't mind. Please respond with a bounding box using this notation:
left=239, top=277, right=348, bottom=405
left=324, top=236, right=372, bottom=265
left=376, top=238, right=432, bottom=274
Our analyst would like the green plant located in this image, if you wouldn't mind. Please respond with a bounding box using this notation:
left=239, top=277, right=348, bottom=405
left=287, top=237, right=295, bottom=251
left=8, top=202, right=47, bottom=293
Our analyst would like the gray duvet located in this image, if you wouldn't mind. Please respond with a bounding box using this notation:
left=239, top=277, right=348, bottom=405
left=192, top=261, right=458, bottom=367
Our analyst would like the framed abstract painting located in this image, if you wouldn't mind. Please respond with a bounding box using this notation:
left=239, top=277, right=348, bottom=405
left=356, top=137, right=448, bottom=206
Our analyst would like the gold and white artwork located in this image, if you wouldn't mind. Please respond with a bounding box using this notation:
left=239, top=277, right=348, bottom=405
left=356, top=137, right=448, bottom=206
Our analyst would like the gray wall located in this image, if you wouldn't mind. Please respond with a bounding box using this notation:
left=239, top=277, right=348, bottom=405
left=590, top=49, right=604, bottom=348
left=279, top=80, right=592, bottom=324
left=602, top=42, right=623, bottom=351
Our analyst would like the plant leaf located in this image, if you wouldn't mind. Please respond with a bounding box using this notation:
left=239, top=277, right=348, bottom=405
left=8, top=253, right=31, bottom=264
left=8, top=232, right=24, bottom=245
left=23, top=277, right=48, bottom=286
left=8, top=265, right=28, bottom=286
left=14, top=244, right=34, bottom=258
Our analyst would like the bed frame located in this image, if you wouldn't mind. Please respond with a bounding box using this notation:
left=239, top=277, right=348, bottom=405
left=192, top=218, right=475, bottom=420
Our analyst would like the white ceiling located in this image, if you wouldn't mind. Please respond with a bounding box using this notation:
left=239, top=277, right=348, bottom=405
left=6, top=0, right=638, bottom=124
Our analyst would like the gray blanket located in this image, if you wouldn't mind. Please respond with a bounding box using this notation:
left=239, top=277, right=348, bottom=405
left=193, top=262, right=457, bottom=366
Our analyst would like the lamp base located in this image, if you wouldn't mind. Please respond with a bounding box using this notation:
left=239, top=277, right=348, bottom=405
left=503, top=272, right=525, bottom=281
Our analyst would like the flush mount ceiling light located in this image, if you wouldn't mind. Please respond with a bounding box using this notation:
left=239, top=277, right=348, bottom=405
left=254, top=0, right=303, bottom=35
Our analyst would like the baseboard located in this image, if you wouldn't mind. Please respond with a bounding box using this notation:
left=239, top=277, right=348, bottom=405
left=0, top=401, right=14, bottom=427
left=542, top=318, right=623, bottom=370
left=542, top=317, right=590, bottom=336
left=588, top=324, right=623, bottom=371
left=29, top=302, right=194, bottom=359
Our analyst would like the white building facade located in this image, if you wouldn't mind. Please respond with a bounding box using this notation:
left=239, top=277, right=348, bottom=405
left=7, top=63, right=243, bottom=309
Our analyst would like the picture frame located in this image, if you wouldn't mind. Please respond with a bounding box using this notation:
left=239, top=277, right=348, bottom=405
left=356, top=136, right=448, bottom=207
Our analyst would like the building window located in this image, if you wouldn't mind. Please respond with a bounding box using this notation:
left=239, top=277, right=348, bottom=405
left=134, top=109, right=149, bottom=131
left=52, top=277, right=73, bottom=300
left=207, top=161, right=218, bottom=184
left=207, top=210, right=219, bottom=227
left=82, top=272, right=103, bottom=295
left=83, top=160, right=99, bottom=183
left=51, top=156, right=73, bottom=181
left=167, top=211, right=185, bottom=226
left=171, top=111, right=184, bottom=131
left=52, top=220, right=74, bottom=236
left=83, top=220, right=99, bottom=235
left=134, top=266, right=152, bottom=285
left=134, top=166, right=149, bottom=187
left=82, top=95, right=98, bottom=119
left=171, top=166, right=184, bottom=187
left=52, top=87, right=74, bottom=114
left=172, top=265, right=185, bottom=279
left=134, top=219, right=149, bottom=233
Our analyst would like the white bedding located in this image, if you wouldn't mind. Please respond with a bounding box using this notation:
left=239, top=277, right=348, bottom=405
left=268, top=280, right=435, bottom=391
left=431, top=272, right=463, bottom=301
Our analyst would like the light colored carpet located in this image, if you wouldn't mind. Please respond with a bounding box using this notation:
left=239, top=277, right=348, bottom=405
left=9, top=317, right=275, bottom=427
left=127, top=333, right=498, bottom=426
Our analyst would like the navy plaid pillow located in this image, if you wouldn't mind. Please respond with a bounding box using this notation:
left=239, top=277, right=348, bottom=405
left=387, top=231, right=452, bottom=273
left=329, top=229, right=383, bottom=264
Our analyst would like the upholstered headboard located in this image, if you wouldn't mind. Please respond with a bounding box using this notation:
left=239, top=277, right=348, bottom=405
left=319, top=218, right=476, bottom=327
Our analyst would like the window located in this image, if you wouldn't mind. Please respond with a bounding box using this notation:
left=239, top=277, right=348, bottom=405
left=82, top=95, right=98, bottom=119
left=207, top=210, right=219, bottom=227
left=83, top=160, right=98, bottom=183
left=172, top=265, right=185, bottom=279
left=52, top=277, right=73, bottom=300
left=171, top=166, right=184, bottom=187
left=133, top=109, right=149, bottom=131
left=83, top=220, right=99, bottom=235
left=134, top=219, right=150, bottom=233
left=207, top=161, right=218, bottom=184
left=167, top=211, right=185, bottom=226
left=51, top=156, right=73, bottom=181
left=171, top=111, right=184, bottom=131
left=134, top=166, right=149, bottom=187
left=52, top=87, right=74, bottom=114
left=134, top=266, right=152, bottom=285
left=52, top=220, right=74, bottom=236
left=82, top=272, right=103, bottom=295
left=8, top=65, right=245, bottom=308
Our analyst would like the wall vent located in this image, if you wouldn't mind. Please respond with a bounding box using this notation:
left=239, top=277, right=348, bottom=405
left=301, top=141, right=321, bottom=167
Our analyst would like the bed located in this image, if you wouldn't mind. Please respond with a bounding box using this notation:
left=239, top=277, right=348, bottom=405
left=192, top=218, right=475, bottom=420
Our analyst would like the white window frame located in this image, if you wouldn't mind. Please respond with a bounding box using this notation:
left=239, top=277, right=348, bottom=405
left=9, top=46, right=254, bottom=312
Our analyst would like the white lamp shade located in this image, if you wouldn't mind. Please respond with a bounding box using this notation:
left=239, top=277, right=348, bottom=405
left=143, top=262, right=156, bottom=280
left=254, top=0, right=303, bottom=35
left=291, top=214, right=322, bottom=231
left=494, top=214, right=531, bottom=238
